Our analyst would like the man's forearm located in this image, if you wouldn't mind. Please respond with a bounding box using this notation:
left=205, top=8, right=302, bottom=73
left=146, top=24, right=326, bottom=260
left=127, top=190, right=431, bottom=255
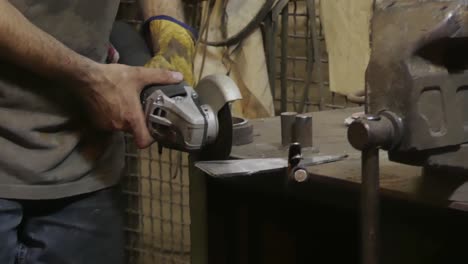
left=0, top=1, right=183, bottom=148
left=0, top=1, right=99, bottom=86
left=139, top=0, right=185, bottom=22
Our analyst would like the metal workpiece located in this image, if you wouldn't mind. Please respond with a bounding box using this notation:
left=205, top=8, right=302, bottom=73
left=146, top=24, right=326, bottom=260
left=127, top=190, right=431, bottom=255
left=281, top=112, right=298, bottom=146
left=367, top=0, right=468, bottom=167
left=347, top=111, right=403, bottom=151
left=232, top=117, right=254, bottom=146
left=281, top=112, right=314, bottom=148
left=295, top=114, right=313, bottom=148
left=198, top=141, right=346, bottom=179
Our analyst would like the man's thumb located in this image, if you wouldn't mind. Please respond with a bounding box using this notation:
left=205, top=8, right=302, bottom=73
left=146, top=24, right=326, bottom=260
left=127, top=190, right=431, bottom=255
left=138, top=67, right=183, bottom=88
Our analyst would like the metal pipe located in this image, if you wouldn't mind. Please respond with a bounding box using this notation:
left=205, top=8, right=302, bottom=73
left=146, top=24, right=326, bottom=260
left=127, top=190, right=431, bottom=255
left=295, top=114, right=313, bottom=147
left=280, top=4, right=289, bottom=112
left=281, top=112, right=297, bottom=146
left=305, top=0, right=325, bottom=111
left=299, top=0, right=315, bottom=113
left=361, top=147, right=379, bottom=264
left=265, top=14, right=277, bottom=102
left=347, top=113, right=403, bottom=264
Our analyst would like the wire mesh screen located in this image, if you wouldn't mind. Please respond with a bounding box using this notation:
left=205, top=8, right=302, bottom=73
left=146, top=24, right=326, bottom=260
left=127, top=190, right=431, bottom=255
left=117, top=1, right=200, bottom=264
left=268, top=0, right=356, bottom=114
left=123, top=139, right=191, bottom=264
left=117, top=1, right=355, bottom=264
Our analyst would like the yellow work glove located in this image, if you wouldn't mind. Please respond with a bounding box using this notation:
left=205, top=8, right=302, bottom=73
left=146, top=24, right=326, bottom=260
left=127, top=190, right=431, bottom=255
left=144, top=16, right=197, bottom=86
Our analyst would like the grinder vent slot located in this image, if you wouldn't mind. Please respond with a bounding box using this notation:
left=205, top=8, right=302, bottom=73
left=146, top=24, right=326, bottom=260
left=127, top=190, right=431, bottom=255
left=153, top=108, right=167, bottom=118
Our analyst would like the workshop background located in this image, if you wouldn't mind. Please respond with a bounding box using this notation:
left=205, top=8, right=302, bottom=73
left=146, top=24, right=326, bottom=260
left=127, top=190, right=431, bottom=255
left=116, top=0, right=366, bottom=263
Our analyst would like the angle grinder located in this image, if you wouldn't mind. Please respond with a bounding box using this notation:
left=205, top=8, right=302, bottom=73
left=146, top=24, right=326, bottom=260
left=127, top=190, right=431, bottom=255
left=110, top=21, right=242, bottom=160
left=140, top=75, right=241, bottom=159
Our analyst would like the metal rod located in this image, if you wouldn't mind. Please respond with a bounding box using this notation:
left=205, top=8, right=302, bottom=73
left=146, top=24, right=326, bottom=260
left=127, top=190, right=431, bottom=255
left=299, top=0, right=314, bottom=113
left=271, top=19, right=278, bottom=101
left=276, top=77, right=329, bottom=85
left=265, top=14, right=277, bottom=101
left=280, top=4, right=289, bottom=112
left=295, top=114, right=313, bottom=147
left=291, top=1, right=298, bottom=112
left=281, top=112, right=297, bottom=146
left=361, top=147, right=379, bottom=264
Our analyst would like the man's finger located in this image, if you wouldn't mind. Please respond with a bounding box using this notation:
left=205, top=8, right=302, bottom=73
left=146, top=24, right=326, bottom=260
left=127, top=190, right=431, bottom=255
left=137, top=67, right=183, bottom=90
left=128, top=104, right=153, bottom=149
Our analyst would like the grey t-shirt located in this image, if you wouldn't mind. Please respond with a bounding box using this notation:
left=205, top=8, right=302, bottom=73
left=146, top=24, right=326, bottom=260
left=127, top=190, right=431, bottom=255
left=0, top=0, right=123, bottom=199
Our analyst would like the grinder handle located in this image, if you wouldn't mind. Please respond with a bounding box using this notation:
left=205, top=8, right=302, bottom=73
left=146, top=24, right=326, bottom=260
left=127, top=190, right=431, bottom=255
left=140, top=82, right=188, bottom=104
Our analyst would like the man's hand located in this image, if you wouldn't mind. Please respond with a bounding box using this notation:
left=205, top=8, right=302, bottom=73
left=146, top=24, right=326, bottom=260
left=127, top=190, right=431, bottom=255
left=79, top=63, right=183, bottom=148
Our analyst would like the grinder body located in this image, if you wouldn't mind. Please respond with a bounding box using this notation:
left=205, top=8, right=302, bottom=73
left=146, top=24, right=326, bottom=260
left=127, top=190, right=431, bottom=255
left=140, top=83, right=218, bottom=152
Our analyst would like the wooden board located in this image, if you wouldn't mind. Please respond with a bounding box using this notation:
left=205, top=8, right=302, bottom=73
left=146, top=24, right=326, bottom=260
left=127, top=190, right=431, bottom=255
left=320, top=0, right=372, bottom=96
left=231, top=107, right=468, bottom=209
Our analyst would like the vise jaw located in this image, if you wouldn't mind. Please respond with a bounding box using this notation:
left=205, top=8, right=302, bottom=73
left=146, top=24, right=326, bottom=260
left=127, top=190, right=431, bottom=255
left=358, top=0, right=468, bottom=168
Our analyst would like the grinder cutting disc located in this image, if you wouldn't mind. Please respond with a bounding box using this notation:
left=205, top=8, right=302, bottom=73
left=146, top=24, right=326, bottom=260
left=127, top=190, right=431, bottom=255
left=199, top=104, right=233, bottom=161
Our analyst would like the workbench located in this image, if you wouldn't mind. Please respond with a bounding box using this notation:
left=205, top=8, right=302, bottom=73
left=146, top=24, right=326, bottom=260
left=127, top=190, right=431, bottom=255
left=231, top=107, right=468, bottom=208
left=190, top=108, right=468, bottom=264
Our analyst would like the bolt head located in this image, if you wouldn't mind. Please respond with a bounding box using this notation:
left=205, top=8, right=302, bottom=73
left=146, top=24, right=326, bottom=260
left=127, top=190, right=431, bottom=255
left=294, top=169, right=308, bottom=182
left=156, top=95, right=163, bottom=103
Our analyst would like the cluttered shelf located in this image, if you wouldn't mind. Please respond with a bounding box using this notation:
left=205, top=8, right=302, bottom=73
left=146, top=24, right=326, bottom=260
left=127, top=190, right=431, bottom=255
left=229, top=107, right=468, bottom=211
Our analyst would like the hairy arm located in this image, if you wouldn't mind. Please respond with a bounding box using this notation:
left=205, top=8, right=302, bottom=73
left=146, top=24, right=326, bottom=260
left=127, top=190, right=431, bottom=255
left=139, top=0, right=185, bottom=22
left=0, top=1, right=182, bottom=148
left=0, top=1, right=99, bottom=86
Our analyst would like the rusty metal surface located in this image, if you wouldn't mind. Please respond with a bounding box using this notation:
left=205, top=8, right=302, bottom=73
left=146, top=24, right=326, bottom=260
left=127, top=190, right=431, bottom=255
left=366, top=0, right=468, bottom=167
